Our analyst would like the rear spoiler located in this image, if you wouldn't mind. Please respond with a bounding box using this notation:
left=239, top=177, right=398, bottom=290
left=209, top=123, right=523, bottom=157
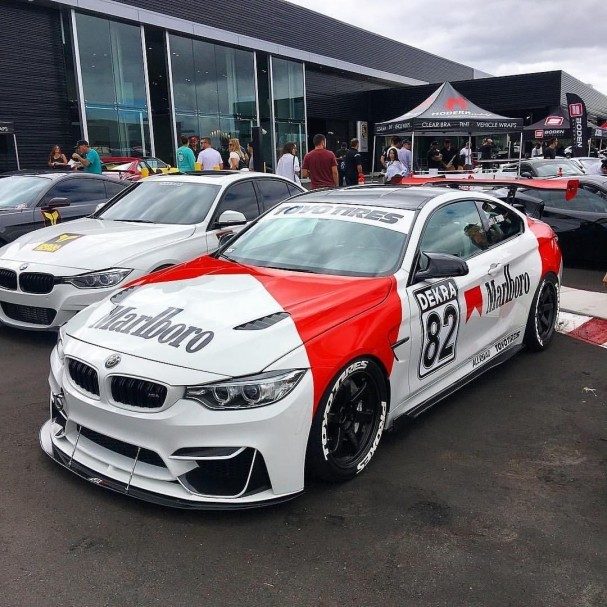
left=400, top=176, right=580, bottom=201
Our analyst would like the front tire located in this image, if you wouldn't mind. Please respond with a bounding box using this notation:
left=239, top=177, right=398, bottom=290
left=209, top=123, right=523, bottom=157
left=524, top=274, right=559, bottom=351
left=306, top=358, right=387, bottom=482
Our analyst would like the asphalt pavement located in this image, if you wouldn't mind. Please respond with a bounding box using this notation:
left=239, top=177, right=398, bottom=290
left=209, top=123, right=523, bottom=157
left=0, top=325, right=605, bottom=607
left=562, top=266, right=605, bottom=293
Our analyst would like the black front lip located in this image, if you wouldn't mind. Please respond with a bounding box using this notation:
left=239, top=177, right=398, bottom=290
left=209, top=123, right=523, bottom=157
left=39, top=424, right=302, bottom=511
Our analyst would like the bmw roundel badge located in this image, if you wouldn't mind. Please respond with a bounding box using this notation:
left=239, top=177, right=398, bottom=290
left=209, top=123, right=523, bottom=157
left=105, top=354, right=121, bottom=369
left=19, top=263, right=28, bottom=271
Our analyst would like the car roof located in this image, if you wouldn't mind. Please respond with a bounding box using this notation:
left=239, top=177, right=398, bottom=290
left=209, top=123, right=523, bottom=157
left=0, top=170, right=114, bottom=181
left=290, top=185, right=447, bottom=210
left=144, top=171, right=301, bottom=186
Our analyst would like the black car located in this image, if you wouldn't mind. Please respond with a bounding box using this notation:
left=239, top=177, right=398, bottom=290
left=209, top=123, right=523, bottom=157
left=496, top=176, right=607, bottom=266
left=0, top=172, right=128, bottom=246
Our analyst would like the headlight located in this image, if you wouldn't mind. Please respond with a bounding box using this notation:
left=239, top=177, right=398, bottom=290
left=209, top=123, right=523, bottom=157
left=184, top=369, right=306, bottom=410
left=63, top=268, right=132, bottom=289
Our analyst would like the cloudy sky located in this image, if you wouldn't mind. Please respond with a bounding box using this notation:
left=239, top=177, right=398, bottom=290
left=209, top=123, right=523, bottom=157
left=284, top=0, right=607, bottom=93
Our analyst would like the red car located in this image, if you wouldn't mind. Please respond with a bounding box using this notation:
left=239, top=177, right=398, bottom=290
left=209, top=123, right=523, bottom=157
left=101, top=156, right=176, bottom=181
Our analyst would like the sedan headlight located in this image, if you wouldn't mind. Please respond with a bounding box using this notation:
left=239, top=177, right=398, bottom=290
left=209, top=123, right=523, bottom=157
left=184, top=369, right=306, bottom=410
left=63, top=268, right=132, bottom=289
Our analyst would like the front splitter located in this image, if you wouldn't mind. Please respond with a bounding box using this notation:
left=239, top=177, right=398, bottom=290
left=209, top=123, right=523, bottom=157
left=39, top=420, right=302, bottom=511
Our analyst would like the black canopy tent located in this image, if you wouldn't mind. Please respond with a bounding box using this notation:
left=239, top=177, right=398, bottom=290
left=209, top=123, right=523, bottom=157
left=0, top=121, right=21, bottom=171
left=372, top=82, right=524, bottom=174
left=524, top=106, right=606, bottom=141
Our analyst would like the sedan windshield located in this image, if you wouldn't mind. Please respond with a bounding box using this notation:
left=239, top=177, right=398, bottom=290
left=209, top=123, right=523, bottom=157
left=98, top=180, right=220, bottom=225
left=530, top=160, right=583, bottom=177
left=0, top=176, right=51, bottom=209
left=222, top=214, right=409, bottom=277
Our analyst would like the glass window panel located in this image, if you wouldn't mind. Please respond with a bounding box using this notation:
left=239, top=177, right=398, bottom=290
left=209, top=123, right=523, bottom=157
left=256, top=179, right=291, bottom=211
left=169, top=35, right=197, bottom=112
left=110, top=21, right=147, bottom=107
left=118, top=109, right=150, bottom=157
left=76, top=14, right=115, bottom=105
left=275, top=121, right=305, bottom=161
left=194, top=39, right=219, bottom=115
left=220, top=117, right=253, bottom=147
left=86, top=106, right=120, bottom=156
left=214, top=181, right=260, bottom=222
left=272, top=58, right=304, bottom=121
left=175, top=113, right=199, bottom=141
left=216, top=46, right=256, bottom=118
left=45, top=178, right=108, bottom=204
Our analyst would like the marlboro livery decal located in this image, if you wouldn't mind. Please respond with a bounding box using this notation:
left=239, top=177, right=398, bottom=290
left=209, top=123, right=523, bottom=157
left=413, top=279, right=460, bottom=378
left=484, top=264, right=530, bottom=314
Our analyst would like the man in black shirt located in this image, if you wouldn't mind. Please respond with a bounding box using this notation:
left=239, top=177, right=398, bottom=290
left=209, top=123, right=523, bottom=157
left=439, top=139, right=460, bottom=170
left=544, top=138, right=557, bottom=159
left=344, top=138, right=363, bottom=186
left=427, top=141, right=443, bottom=170
left=480, top=138, right=493, bottom=160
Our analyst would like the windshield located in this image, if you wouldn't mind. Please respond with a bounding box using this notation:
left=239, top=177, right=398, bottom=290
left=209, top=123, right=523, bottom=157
left=98, top=180, right=220, bottom=224
left=0, top=176, right=51, bottom=209
left=531, top=160, right=583, bottom=177
left=221, top=205, right=410, bottom=277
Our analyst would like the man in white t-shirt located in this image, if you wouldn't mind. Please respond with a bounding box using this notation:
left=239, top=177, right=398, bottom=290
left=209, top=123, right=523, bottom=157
left=197, top=137, right=223, bottom=170
left=460, top=141, right=473, bottom=170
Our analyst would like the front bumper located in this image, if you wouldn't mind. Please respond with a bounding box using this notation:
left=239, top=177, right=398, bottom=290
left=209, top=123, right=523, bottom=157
left=40, top=339, right=312, bottom=508
left=0, top=261, right=141, bottom=330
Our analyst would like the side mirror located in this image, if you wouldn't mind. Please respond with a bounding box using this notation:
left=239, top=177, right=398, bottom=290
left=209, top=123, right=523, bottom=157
left=414, top=252, right=469, bottom=283
left=44, top=197, right=70, bottom=209
left=216, top=210, right=247, bottom=229
left=520, top=171, right=533, bottom=179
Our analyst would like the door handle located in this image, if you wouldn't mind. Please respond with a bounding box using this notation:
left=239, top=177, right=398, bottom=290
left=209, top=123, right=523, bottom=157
left=488, top=262, right=502, bottom=276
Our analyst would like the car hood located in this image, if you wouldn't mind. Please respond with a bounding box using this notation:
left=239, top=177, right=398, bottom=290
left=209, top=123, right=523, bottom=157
left=0, top=219, right=195, bottom=270
left=65, top=256, right=393, bottom=376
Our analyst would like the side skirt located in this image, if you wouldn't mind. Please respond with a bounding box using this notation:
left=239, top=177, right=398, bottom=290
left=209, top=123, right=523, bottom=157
left=403, top=344, right=524, bottom=419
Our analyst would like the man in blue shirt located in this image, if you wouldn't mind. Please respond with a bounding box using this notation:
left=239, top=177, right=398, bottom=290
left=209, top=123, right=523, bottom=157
left=398, top=140, right=413, bottom=176
left=176, top=135, right=196, bottom=172
left=72, top=139, right=102, bottom=174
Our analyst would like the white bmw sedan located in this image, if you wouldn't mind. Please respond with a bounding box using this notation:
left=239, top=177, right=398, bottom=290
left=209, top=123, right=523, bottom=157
left=0, top=172, right=303, bottom=330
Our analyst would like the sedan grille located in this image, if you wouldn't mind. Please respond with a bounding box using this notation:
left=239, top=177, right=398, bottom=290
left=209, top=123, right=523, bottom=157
left=67, top=358, right=100, bottom=396
left=19, top=272, right=55, bottom=294
left=111, top=376, right=167, bottom=409
left=1, top=301, right=56, bottom=325
left=0, top=269, right=18, bottom=290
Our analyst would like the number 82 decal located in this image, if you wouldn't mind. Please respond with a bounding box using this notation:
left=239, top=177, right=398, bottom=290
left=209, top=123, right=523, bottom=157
left=413, top=279, right=460, bottom=378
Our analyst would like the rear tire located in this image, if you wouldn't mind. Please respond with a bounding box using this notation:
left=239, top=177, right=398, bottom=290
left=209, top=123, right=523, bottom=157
left=524, top=274, right=559, bottom=351
left=306, top=358, right=387, bottom=482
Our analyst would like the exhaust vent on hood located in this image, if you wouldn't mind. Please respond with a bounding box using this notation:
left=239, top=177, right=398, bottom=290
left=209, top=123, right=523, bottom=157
left=233, top=312, right=290, bottom=331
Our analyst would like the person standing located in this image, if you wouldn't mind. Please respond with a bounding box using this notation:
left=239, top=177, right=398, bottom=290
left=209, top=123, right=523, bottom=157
left=344, top=138, right=363, bottom=186
left=228, top=138, right=247, bottom=170
left=460, top=141, right=473, bottom=170
left=440, top=139, right=460, bottom=170
left=197, top=137, right=223, bottom=171
left=531, top=141, right=543, bottom=158
left=247, top=142, right=255, bottom=171
left=384, top=148, right=406, bottom=184
left=176, top=135, right=196, bottom=172
left=380, top=136, right=402, bottom=169
left=48, top=145, right=68, bottom=169
left=427, top=141, right=443, bottom=171
left=398, top=140, right=413, bottom=176
left=71, top=140, right=102, bottom=174
left=336, top=142, right=348, bottom=186
left=275, top=142, right=300, bottom=184
left=544, top=138, right=557, bottom=159
left=301, top=134, right=338, bottom=189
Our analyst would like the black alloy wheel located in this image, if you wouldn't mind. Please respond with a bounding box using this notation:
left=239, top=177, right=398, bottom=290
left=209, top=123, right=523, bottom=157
left=525, top=275, right=559, bottom=351
left=307, top=358, right=387, bottom=482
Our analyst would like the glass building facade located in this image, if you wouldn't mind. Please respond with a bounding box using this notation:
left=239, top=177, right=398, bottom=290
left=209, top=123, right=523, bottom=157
left=75, top=13, right=152, bottom=157
left=69, top=11, right=307, bottom=167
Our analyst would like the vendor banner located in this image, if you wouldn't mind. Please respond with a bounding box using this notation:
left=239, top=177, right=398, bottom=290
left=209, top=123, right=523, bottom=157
left=566, top=93, right=588, bottom=157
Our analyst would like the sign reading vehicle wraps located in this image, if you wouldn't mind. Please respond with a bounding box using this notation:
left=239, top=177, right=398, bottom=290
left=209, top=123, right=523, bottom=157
left=484, top=264, right=530, bottom=313
left=274, top=204, right=405, bottom=225
left=90, top=306, right=214, bottom=353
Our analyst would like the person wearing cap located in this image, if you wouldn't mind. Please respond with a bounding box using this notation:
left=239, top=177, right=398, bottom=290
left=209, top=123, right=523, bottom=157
left=71, top=140, right=102, bottom=174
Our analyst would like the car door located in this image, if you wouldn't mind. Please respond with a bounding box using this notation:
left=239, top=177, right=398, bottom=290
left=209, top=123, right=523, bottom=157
left=403, top=199, right=525, bottom=404
left=254, top=178, right=296, bottom=212
left=37, top=177, right=109, bottom=226
left=205, top=180, right=262, bottom=251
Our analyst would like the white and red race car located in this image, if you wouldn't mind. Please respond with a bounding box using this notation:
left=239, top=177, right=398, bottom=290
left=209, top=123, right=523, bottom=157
left=40, top=185, right=562, bottom=508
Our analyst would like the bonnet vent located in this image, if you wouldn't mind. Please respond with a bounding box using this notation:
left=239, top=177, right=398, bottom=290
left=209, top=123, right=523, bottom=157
left=233, top=312, right=289, bottom=331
